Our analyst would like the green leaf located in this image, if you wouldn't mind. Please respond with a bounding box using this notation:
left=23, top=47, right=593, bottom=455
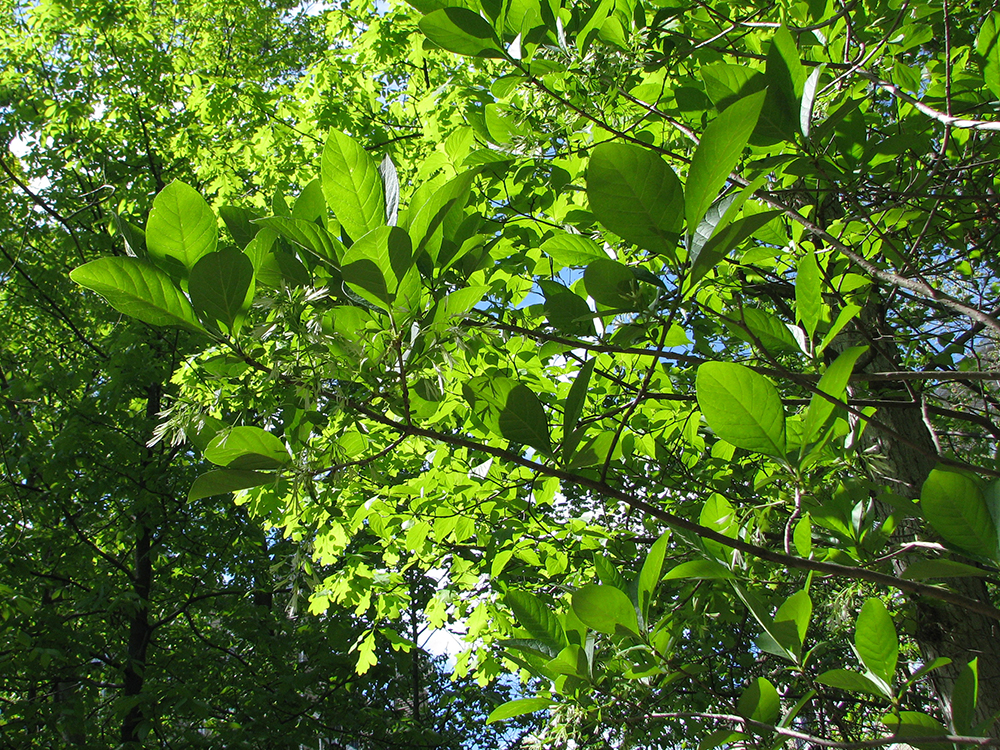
left=690, top=209, right=783, bottom=286
left=801, top=345, right=867, bottom=444
left=881, top=712, right=950, bottom=749
left=702, top=64, right=765, bottom=111
left=855, top=598, right=898, bottom=686
left=976, top=14, right=1000, bottom=100
left=901, top=559, right=989, bottom=580
left=291, top=177, right=326, bottom=224
left=544, top=290, right=596, bottom=336
left=772, top=589, right=811, bottom=657
left=418, top=8, right=504, bottom=58
left=321, top=129, right=385, bottom=242
left=204, top=427, right=291, bottom=470
left=146, top=180, right=218, bottom=277
left=952, top=658, right=978, bottom=735
left=571, top=584, right=639, bottom=636
left=755, top=26, right=805, bottom=144
left=795, top=247, right=822, bottom=340
left=586, top=143, right=683, bottom=255
left=254, top=216, right=345, bottom=264
left=816, top=669, right=893, bottom=699
left=505, top=590, right=566, bottom=653
left=800, top=65, right=823, bottom=138
left=696, top=362, right=786, bottom=458
left=341, top=226, right=416, bottom=308
left=737, top=677, right=780, bottom=725
left=220, top=205, right=261, bottom=250
left=685, top=90, right=766, bottom=232
left=541, top=232, right=607, bottom=267
left=563, top=359, right=595, bottom=462
left=70, top=257, right=205, bottom=333
left=188, top=470, right=273, bottom=501
left=486, top=697, right=557, bottom=724
left=545, top=644, right=590, bottom=678
left=921, top=468, right=997, bottom=559
left=584, top=258, right=642, bottom=309
left=637, top=531, right=669, bottom=621
left=662, top=559, right=733, bottom=580
left=738, top=308, right=800, bottom=355
left=407, top=170, right=476, bottom=263
left=498, top=384, right=551, bottom=452
left=188, top=248, right=254, bottom=335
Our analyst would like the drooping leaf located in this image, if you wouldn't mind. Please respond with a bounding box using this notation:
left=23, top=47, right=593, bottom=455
left=291, top=177, right=327, bottom=225
left=901, top=559, right=990, bottom=580
left=696, top=362, right=786, bottom=458
left=689, top=209, right=782, bottom=286
left=486, top=697, right=557, bottom=724
left=571, top=584, right=639, bottom=636
left=921, top=468, right=997, bottom=559
left=584, top=258, right=641, bottom=309
left=880, top=712, right=950, bottom=749
left=772, top=589, right=811, bottom=658
left=816, top=669, right=893, bottom=699
left=70, top=257, right=205, bottom=333
left=662, top=559, right=734, bottom=580
left=855, top=598, right=898, bottom=686
left=637, top=531, right=670, bottom=620
left=379, top=155, right=400, bottom=226
left=188, top=248, right=254, bottom=335
left=976, top=14, right=1000, bottom=100
left=795, top=247, right=823, bottom=340
left=145, top=180, right=218, bottom=276
left=220, top=205, right=262, bottom=250
left=204, top=426, right=291, bottom=470
left=498, top=384, right=551, bottom=452
left=505, top=589, right=566, bottom=652
left=418, top=7, right=504, bottom=58
left=685, top=90, right=766, bottom=232
left=586, top=142, right=683, bottom=255
left=952, top=658, right=979, bottom=735
left=563, top=359, right=595, bottom=462
left=736, top=677, right=780, bottom=726
left=801, top=345, right=867, bottom=444
left=253, top=216, right=346, bottom=265
left=321, top=129, right=385, bottom=241
left=341, top=226, right=415, bottom=308
left=188, top=469, right=274, bottom=501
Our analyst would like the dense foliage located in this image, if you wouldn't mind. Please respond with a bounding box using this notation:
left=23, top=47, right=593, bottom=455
left=6, top=0, right=1000, bottom=746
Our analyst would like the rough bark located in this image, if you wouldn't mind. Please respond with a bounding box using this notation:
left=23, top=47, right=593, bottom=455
left=846, top=309, right=1000, bottom=734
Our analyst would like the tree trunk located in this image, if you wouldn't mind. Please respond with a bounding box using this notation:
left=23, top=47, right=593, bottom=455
left=846, top=308, right=1000, bottom=734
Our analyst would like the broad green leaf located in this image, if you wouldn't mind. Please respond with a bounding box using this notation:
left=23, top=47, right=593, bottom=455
left=816, top=669, right=892, bottom=699
left=563, top=359, right=595, bottom=462
left=738, top=308, right=800, bottom=355
left=756, top=26, right=805, bottom=144
left=584, top=258, right=641, bottom=309
left=952, top=658, right=978, bottom=735
left=772, top=590, right=811, bottom=657
left=254, top=216, right=345, bottom=264
left=70, top=257, right=205, bottom=333
left=801, top=345, right=867, bottom=444
left=795, top=247, right=822, bottom=340
left=188, top=248, right=253, bottom=335
left=505, top=590, right=566, bottom=652
left=855, top=598, right=898, bottom=685
left=685, top=90, right=766, bottom=231
left=486, top=697, right=557, bottom=724
left=690, top=209, right=783, bottom=286
left=498, top=384, right=551, bottom=452
left=219, top=205, right=261, bottom=250
left=696, top=362, right=786, bottom=458
left=341, top=226, right=415, bottom=307
left=321, top=129, right=385, bottom=241
left=545, top=644, right=590, bottom=678
left=432, top=285, right=488, bottom=325
left=732, top=584, right=796, bottom=663
left=188, top=469, right=273, bottom=501
left=586, top=143, right=683, bottom=255
left=881, top=712, right=950, bottom=748
left=544, top=290, right=596, bottom=336
left=976, top=14, right=1000, bottom=100
left=594, top=554, right=630, bottom=593
left=662, top=559, right=733, bottom=580
left=146, top=180, right=218, bottom=276
left=921, top=468, right=997, bottom=559
left=737, top=677, right=780, bottom=725
left=204, top=426, right=291, bottom=470
left=291, top=177, right=326, bottom=224
left=571, top=584, right=639, bottom=636
left=702, top=63, right=765, bottom=111
left=901, top=559, right=989, bottom=580
left=541, top=232, right=607, bottom=267
left=408, top=170, right=476, bottom=263
left=418, top=8, right=504, bottom=58
left=637, top=531, right=670, bottom=620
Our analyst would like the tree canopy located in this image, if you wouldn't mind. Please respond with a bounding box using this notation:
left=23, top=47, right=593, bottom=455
left=5, top=0, right=1000, bottom=746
